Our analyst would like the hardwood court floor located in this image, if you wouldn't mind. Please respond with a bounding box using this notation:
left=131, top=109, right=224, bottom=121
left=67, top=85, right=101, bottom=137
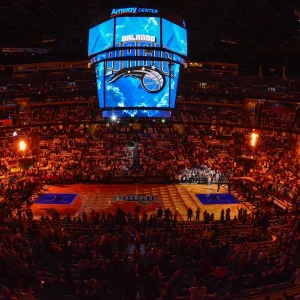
left=31, top=184, right=246, bottom=221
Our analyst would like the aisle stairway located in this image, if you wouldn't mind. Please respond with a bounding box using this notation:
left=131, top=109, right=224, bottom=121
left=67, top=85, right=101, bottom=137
left=249, top=112, right=256, bottom=126
left=132, top=142, right=140, bottom=169
left=157, top=186, right=177, bottom=216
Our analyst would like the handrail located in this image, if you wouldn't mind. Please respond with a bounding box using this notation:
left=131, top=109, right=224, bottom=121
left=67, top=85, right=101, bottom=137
left=234, top=283, right=298, bottom=300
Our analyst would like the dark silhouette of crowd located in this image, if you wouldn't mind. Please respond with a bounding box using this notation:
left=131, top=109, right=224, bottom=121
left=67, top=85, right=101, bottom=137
left=0, top=204, right=299, bottom=300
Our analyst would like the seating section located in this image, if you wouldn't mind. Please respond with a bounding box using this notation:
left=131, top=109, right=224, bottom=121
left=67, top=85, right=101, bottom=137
left=1, top=124, right=299, bottom=206
left=0, top=62, right=300, bottom=299
left=0, top=207, right=298, bottom=300
left=261, top=112, right=296, bottom=129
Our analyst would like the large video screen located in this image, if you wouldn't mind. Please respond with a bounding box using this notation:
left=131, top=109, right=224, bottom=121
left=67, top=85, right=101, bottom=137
left=91, top=50, right=185, bottom=63
left=169, top=63, right=181, bottom=108
left=102, top=110, right=171, bottom=118
left=90, top=12, right=186, bottom=117
left=88, top=19, right=114, bottom=56
left=115, top=17, right=161, bottom=47
left=95, top=62, right=105, bottom=107
left=102, top=59, right=180, bottom=108
left=162, top=18, right=187, bottom=56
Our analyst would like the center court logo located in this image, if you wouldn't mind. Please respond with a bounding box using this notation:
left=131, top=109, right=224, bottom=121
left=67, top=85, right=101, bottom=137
left=113, top=195, right=160, bottom=205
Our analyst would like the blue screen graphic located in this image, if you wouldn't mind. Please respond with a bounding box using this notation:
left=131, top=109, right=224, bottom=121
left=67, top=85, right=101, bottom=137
left=103, top=110, right=171, bottom=118
left=162, top=18, right=187, bottom=56
left=90, top=52, right=185, bottom=65
left=95, top=62, right=105, bottom=107
left=170, top=63, right=180, bottom=108
left=115, top=17, right=161, bottom=46
left=88, top=19, right=114, bottom=56
left=103, top=60, right=180, bottom=108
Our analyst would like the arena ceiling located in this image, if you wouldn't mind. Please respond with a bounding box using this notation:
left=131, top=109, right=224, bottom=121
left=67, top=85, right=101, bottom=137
left=0, top=0, right=299, bottom=64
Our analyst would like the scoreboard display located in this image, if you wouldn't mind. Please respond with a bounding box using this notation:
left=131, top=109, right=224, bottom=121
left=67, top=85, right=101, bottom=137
left=115, top=17, right=161, bottom=46
left=162, top=18, right=187, bottom=56
left=88, top=19, right=114, bottom=56
left=88, top=7, right=187, bottom=118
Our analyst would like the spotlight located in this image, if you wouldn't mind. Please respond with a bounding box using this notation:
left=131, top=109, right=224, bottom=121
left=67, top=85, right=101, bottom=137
left=250, top=132, right=258, bottom=147
left=111, top=115, right=117, bottom=121
left=13, top=131, right=17, bottom=137
left=161, top=118, right=166, bottom=123
left=19, top=140, right=26, bottom=151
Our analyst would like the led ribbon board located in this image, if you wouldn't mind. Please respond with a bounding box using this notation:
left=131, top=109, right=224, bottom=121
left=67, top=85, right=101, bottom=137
left=88, top=8, right=187, bottom=117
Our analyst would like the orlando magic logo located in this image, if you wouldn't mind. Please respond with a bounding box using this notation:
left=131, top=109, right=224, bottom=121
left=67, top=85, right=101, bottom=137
left=109, top=65, right=165, bottom=93
left=105, top=34, right=173, bottom=93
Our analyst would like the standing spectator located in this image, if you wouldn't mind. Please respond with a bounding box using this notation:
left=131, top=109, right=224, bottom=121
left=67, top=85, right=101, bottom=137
left=203, top=210, right=208, bottom=222
left=226, top=208, right=231, bottom=222
left=157, top=206, right=163, bottom=221
left=146, top=266, right=162, bottom=300
left=196, top=208, right=201, bottom=222
left=220, top=209, right=225, bottom=223
left=164, top=207, right=171, bottom=222
left=188, top=207, right=193, bottom=221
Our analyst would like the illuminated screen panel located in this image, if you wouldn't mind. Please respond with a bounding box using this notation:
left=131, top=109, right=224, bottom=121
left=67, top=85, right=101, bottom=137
left=88, top=19, right=114, bottom=56
left=169, top=63, right=180, bottom=108
left=95, top=63, right=105, bottom=107
left=103, top=110, right=171, bottom=118
left=115, top=17, right=161, bottom=47
left=103, top=59, right=181, bottom=108
left=162, top=18, right=187, bottom=56
left=90, top=50, right=182, bottom=63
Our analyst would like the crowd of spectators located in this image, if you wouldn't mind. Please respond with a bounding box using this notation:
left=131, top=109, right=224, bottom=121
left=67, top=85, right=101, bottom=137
left=178, top=75, right=300, bottom=102
left=2, top=67, right=300, bottom=131
left=260, top=112, right=296, bottom=129
left=251, top=144, right=300, bottom=204
left=1, top=124, right=299, bottom=206
left=19, top=104, right=95, bottom=125
left=0, top=124, right=299, bottom=300
left=0, top=204, right=298, bottom=300
left=1, top=60, right=300, bottom=300
left=10, top=102, right=296, bottom=131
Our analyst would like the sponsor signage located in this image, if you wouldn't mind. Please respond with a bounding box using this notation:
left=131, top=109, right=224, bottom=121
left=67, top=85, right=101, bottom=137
left=113, top=195, right=160, bottom=205
left=111, top=7, right=159, bottom=17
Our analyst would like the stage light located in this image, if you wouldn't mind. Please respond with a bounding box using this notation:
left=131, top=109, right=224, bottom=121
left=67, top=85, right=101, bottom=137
left=250, top=132, right=258, bottom=147
left=13, top=131, right=17, bottom=137
left=111, top=115, right=117, bottom=121
left=161, top=118, right=166, bottom=123
left=19, top=140, right=26, bottom=151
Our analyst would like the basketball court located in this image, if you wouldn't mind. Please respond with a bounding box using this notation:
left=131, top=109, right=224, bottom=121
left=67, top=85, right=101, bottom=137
left=31, top=184, right=247, bottom=220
